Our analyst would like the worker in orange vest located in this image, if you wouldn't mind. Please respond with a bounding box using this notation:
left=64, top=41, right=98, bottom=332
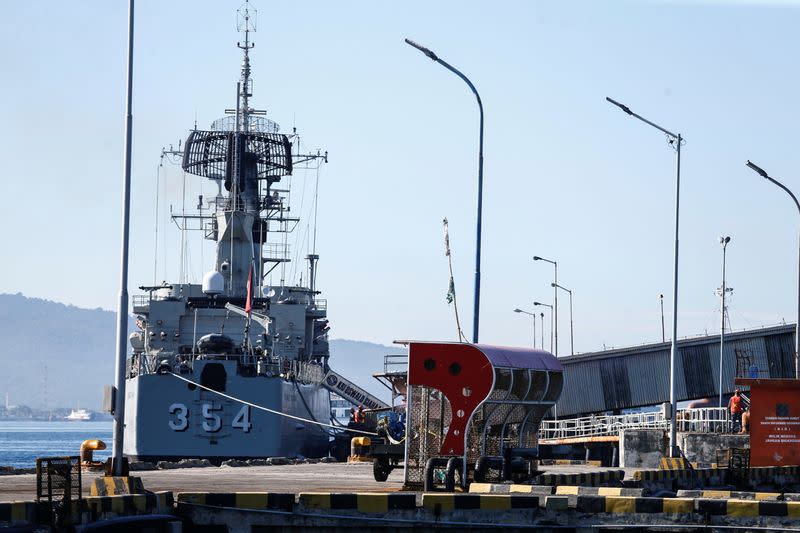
left=728, top=388, right=744, bottom=432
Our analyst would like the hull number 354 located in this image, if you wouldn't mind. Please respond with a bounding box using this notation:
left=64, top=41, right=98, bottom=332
left=168, top=402, right=252, bottom=432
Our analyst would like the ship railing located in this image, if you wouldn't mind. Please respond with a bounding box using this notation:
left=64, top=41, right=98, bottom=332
left=313, top=299, right=327, bottom=311
left=382, top=354, right=408, bottom=375
left=132, top=294, right=149, bottom=308
left=539, top=407, right=731, bottom=441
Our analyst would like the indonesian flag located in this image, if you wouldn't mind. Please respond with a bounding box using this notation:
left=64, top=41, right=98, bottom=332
left=245, top=265, right=253, bottom=316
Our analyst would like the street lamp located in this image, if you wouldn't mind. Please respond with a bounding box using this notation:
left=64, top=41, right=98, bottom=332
left=745, top=160, right=800, bottom=379
left=607, top=96, right=683, bottom=457
left=534, top=301, right=554, bottom=353
left=534, top=256, right=558, bottom=356
left=718, top=236, right=731, bottom=408
left=513, top=308, right=537, bottom=348
left=552, top=283, right=574, bottom=355
left=406, top=38, right=485, bottom=344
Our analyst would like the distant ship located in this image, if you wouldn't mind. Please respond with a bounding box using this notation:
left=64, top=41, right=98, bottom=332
left=65, top=409, right=93, bottom=422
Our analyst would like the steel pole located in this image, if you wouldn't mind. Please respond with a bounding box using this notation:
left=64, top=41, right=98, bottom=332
left=569, top=289, right=574, bottom=356
left=718, top=240, right=728, bottom=408
left=668, top=134, right=682, bottom=458
left=554, top=263, right=558, bottom=357
left=660, top=294, right=665, bottom=342
left=112, top=0, right=135, bottom=476
left=533, top=313, right=537, bottom=349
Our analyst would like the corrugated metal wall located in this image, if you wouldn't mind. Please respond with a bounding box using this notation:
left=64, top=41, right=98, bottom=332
left=555, top=325, right=794, bottom=417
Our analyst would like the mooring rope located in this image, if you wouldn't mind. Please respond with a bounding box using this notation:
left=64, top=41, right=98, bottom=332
left=168, top=372, right=378, bottom=436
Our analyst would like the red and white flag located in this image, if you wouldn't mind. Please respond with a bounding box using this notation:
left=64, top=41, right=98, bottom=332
left=245, top=265, right=253, bottom=316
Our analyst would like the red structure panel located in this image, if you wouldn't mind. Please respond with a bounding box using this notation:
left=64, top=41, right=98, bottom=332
left=408, top=343, right=494, bottom=456
left=736, top=378, right=800, bottom=467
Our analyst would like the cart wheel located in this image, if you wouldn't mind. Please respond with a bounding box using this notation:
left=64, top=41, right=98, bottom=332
left=373, top=458, right=391, bottom=482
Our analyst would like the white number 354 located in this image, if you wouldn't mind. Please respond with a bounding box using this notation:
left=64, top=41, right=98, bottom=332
left=168, top=403, right=251, bottom=433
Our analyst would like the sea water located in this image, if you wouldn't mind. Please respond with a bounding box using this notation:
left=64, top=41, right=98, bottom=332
left=0, top=421, right=112, bottom=469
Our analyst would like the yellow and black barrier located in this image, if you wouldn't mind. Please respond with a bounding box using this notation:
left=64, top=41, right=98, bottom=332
left=659, top=457, right=692, bottom=470
left=178, top=492, right=295, bottom=511
left=89, top=475, right=146, bottom=496
left=536, top=470, right=625, bottom=487
left=469, top=483, right=554, bottom=495
left=422, top=493, right=539, bottom=512
left=677, top=489, right=782, bottom=501
left=633, top=467, right=726, bottom=482
left=83, top=491, right=173, bottom=517
left=696, top=498, right=800, bottom=517
left=539, top=459, right=602, bottom=466
left=0, top=501, right=37, bottom=524
left=298, top=493, right=416, bottom=513
left=576, top=495, right=695, bottom=514
left=555, top=486, right=644, bottom=497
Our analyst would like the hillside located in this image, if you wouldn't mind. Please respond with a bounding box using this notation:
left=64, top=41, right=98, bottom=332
left=0, top=293, right=392, bottom=409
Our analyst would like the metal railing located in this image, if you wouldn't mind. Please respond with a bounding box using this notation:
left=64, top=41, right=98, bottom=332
left=539, top=407, right=731, bottom=441
left=383, top=354, right=408, bottom=374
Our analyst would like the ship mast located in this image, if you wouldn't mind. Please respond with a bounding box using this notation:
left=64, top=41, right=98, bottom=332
left=237, top=1, right=256, bottom=132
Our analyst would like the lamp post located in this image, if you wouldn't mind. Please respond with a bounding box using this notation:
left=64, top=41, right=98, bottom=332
left=660, top=294, right=666, bottom=342
left=405, top=38, right=484, bottom=344
left=534, top=256, right=558, bottom=356
left=111, top=0, right=135, bottom=476
left=718, top=236, right=731, bottom=408
left=514, top=308, right=537, bottom=348
left=607, top=96, right=683, bottom=457
left=540, top=312, right=545, bottom=349
left=534, top=301, right=554, bottom=353
left=745, top=160, right=800, bottom=379
left=552, top=283, right=574, bottom=356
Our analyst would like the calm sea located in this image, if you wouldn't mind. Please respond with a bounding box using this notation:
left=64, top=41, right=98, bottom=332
left=0, top=421, right=112, bottom=469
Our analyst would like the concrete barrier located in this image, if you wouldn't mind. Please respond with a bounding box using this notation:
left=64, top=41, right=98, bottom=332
left=677, top=489, right=782, bottom=500
left=468, top=483, right=554, bottom=495
left=422, top=493, right=539, bottom=511
left=535, top=470, right=625, bottom=487
left=0, top=501, right=37, bottom=525
left=298, top=493, right=416, bottom=512
left=82, top=491, right=174, bottom=518
left=539, top=459, right=602, bottom=466
left=696, top=498, right=800, bottom=517
left=178, top=492, right=295, bottom=511
left=576, top=495, right=694, bottom=514
left=555, top=486, right=644, bottom=497
left=89, top=475, right=146, bottom=496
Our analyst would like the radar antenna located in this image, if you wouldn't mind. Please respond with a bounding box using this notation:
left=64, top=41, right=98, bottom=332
left=236, top=1, right=265, bottom=131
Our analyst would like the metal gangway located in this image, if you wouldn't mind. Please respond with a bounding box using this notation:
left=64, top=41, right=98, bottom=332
left=539, top=407, right=731, bottom=444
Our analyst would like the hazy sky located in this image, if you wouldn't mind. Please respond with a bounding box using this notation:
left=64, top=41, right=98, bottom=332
left=3, top=0, right=800, bottom=354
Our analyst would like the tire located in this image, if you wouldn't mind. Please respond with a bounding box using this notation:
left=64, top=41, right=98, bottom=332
left=373, top=459, right=390, bottom=482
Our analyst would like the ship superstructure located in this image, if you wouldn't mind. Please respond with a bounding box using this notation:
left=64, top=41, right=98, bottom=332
left=124, top=2, right=332, bottom=462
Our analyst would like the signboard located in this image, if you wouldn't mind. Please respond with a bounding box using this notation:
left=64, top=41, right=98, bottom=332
left=742, top=380, right=800, bottom=467
left=321, top=370, right=388, bottom=411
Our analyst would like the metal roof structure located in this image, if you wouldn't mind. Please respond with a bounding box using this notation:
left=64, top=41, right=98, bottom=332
left=555, top=324, right=795, bottom=418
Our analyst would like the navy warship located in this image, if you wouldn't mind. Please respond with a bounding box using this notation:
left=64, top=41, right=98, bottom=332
left=123, top=2, right=337, bottom=462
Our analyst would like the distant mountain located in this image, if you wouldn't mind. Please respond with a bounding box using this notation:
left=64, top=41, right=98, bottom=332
left=0, top=293, right=393, bottom=409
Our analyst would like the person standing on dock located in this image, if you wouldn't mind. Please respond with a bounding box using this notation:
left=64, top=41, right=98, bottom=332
left=728, top=388, right=744, bottom=433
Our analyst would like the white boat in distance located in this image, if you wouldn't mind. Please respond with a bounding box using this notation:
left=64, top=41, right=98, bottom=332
left=65, top=409, right=93, bottom=421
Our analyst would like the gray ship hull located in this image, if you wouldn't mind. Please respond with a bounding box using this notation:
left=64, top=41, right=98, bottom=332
left=124, top=360, right=331, bottom=462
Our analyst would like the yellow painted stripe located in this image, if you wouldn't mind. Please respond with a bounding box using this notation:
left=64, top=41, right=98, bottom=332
left=605, top=496, right=636, bottom=514
left=356, top=494, right=388, bottom=513
left=469, top=483, right=499, bottom=493
left=755, top=492, right=781, bottom=501
left=422, top=494, right=454, bottom=512
left=727, top=500, right=759, bottom=517
left=177, top=493, right=207, bottom=505
left=663, top=498, right=694, bottom=514
left=236, top=493, right=268, bottom=509
left=597, top=487, right=623, bottom=496
left=786, top=502, right=800, bottom=518
left=299, top=493, right=332, bottom=509
left=479, top=495, right=511, bottom=510
left=510, top=485, right=539, bottom=494
left=555, top=486, right=579, bottom=495
left=10, top=502, right=27, bottom=522
left=702, top=490, right=731, bottom=499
